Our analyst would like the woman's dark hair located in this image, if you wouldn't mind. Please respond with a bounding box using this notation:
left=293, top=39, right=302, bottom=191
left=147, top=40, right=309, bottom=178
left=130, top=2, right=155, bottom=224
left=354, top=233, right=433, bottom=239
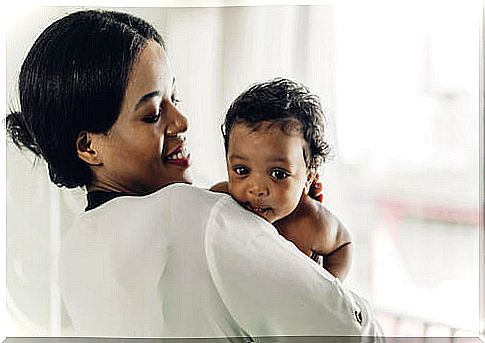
left=222, top=78, right=331, bottom=170
left=6, top=10, right=165, bottom=188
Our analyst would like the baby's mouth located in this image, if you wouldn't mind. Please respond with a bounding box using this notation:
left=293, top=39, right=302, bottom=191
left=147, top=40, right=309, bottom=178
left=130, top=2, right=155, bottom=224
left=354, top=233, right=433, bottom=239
left=252, top=207, right=267, bottom=214
left=246, top=204, right=271, bottom=219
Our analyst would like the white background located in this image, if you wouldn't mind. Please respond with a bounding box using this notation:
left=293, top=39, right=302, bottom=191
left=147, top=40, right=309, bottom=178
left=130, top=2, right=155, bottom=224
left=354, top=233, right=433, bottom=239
left=2, top=0, right=482, bottom=338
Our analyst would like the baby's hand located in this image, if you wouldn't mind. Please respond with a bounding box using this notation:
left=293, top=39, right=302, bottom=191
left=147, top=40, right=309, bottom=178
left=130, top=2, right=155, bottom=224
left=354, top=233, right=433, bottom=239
left=210, top=181, right=229, bottom=194
left=308, top=174, right=323, bottom=203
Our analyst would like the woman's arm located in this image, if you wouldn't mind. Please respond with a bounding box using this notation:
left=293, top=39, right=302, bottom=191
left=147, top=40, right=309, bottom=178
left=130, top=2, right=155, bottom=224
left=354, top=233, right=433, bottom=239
left=206, top=194, right=382, bottom=338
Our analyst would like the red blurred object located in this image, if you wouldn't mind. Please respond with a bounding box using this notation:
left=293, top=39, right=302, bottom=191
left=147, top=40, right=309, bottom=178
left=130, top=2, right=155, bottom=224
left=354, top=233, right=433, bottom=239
left=309, top=175, right=323, bottom=203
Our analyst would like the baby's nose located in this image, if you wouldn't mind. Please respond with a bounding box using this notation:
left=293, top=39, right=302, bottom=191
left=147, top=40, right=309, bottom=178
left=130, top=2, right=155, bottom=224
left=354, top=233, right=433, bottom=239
left=248, top=180, right=269, bottom=198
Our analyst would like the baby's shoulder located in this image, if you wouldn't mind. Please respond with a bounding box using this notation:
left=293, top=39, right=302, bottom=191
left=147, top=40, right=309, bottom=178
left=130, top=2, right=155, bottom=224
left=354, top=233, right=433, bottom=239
left=311, top=202, right=349, bottom=240
left=312, top=203, right=340, bottom=230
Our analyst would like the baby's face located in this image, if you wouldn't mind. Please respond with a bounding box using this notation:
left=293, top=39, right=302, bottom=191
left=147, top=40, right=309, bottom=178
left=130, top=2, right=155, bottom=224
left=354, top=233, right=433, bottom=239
left=226, top=122, right=311, bottom=223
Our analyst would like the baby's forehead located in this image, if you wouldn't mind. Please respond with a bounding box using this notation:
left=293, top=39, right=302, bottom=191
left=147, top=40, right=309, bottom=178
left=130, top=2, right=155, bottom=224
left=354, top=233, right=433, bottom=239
left=234, top=119, right=304, bottom=136
left=228, top=120, right=311, bottom=161
left=281, top=119, right=304, bottom=135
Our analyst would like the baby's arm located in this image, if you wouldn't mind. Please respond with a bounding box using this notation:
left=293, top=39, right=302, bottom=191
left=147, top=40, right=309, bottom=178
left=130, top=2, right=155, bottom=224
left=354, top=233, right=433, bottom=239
left=274, top=194, right=353, bottom=281
left=313, top=206, right=353, bottom=281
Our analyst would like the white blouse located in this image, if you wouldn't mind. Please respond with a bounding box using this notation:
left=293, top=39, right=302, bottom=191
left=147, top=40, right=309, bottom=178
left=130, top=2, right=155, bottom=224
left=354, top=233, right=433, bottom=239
left=59, top=183, right=382, bottom=339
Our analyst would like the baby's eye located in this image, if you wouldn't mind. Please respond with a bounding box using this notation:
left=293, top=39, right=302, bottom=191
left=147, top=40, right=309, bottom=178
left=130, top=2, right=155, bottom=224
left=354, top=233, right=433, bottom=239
left=233, top=166, right=249, bottom=176
left=270, top=169, right=289, bottom=180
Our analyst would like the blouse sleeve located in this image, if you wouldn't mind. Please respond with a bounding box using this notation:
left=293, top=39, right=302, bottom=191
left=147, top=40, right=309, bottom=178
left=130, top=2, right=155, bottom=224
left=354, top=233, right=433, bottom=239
left=205, top=196, right=384, bottom=340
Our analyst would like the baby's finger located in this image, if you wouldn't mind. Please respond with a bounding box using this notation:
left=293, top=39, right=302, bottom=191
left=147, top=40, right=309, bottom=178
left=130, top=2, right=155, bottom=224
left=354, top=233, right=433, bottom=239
left=311, top=181, right=323, bottom=193
left=308, top=183, right=324, bottom=203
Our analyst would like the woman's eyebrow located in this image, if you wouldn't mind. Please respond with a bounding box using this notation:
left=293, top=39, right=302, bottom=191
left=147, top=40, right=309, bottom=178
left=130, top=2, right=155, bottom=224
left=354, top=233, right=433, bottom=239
left=135, top=90, right=161, bottom=110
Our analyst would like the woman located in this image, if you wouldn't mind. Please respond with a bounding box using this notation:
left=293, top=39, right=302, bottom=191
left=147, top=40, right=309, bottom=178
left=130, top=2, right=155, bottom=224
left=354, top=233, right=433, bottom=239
left=7, top=9, right=381, bottom=339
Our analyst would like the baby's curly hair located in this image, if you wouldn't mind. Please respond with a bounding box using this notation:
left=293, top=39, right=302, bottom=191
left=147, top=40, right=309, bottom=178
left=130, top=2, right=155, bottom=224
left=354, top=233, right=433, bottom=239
left=222, top=78, right=331, bottom=171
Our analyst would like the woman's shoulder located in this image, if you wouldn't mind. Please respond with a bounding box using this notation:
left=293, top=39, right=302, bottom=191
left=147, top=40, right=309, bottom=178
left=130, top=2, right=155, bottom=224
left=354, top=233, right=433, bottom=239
left=161, top=183, right=269, bottom=227
left=69, top=183, right=232, bottom=233
left=61, top=183, right=233, bottom=253
left=79, top=183, right=224, bottom=214
left=148, top=182, right=228, bottom=205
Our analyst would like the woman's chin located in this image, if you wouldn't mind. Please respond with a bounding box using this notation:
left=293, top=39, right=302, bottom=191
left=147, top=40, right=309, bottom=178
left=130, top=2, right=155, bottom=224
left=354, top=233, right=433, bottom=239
left=161, top=168, right=193, bottom=187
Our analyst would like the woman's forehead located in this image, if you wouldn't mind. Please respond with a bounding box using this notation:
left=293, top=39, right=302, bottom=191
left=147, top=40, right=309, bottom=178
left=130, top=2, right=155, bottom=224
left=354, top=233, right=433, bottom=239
left=124, top=41, right=173, bottom=105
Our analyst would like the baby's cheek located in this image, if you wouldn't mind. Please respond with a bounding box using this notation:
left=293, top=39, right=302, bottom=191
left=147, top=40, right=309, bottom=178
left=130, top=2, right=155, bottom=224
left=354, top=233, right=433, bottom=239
left=275, top=189, right=295, bottom=212
left=285, top=186, right=304, bottom=211
left=227, top=181, right=245, bottom=203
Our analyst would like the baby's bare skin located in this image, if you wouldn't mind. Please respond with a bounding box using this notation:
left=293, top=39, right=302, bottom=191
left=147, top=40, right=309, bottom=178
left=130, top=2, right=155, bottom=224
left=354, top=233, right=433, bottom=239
left=274, top=192, right=352, bottom=281
left=211, top=181, right=352, bottom=281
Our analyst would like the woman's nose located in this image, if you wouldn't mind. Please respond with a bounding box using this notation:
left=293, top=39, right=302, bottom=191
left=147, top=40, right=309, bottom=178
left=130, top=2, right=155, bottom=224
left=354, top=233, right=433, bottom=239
left=166, top=102, right=188, bottom=136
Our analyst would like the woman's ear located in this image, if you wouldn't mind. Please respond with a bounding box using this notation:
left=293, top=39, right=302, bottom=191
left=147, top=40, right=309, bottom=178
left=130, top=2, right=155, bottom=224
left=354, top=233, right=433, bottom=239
left=76, top=131, right=103, bottom=166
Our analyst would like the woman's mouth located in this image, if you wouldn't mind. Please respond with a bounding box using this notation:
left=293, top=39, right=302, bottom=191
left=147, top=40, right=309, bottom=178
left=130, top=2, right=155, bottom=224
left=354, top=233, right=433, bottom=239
left=164, top=145, right=191, bottom=168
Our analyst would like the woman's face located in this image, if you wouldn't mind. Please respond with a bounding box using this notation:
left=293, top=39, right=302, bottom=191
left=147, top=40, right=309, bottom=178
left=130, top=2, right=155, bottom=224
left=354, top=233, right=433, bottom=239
left=89, top=40, right=191, bottom=194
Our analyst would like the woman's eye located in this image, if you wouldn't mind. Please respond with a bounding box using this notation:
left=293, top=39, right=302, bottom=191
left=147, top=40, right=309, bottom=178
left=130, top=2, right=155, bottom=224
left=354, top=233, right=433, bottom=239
left=270, top=169, right=289, bottom=180
left=143, top=113, right=161, bottom=123
left=233, top=166, right=249, bottom=176
left=143, top=103, right=165, bottom=123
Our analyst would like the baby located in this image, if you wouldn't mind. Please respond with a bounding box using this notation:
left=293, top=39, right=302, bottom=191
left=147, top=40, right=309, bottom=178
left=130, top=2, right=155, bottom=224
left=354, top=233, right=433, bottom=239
left=212, top=78, right=352, bottom=281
